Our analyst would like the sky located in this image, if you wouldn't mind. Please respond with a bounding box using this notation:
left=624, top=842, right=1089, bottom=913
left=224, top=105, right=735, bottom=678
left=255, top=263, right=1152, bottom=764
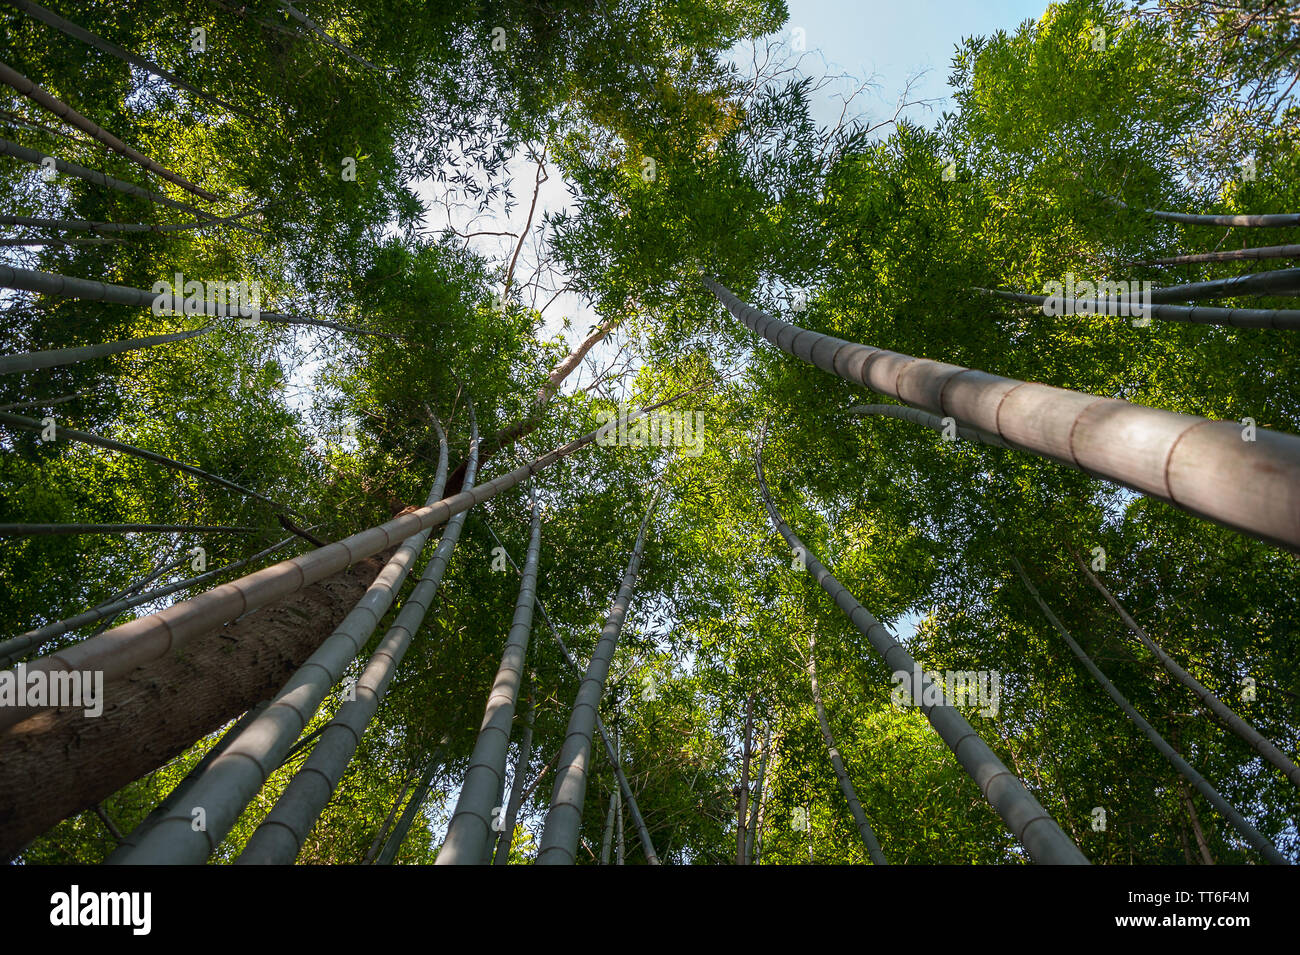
left=426, top=0, right=1055, bottom=374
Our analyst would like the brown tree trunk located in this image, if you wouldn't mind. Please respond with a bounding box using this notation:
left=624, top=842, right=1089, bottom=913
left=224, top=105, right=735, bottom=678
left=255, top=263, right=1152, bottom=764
left=0, top=549, right=395, bottom=858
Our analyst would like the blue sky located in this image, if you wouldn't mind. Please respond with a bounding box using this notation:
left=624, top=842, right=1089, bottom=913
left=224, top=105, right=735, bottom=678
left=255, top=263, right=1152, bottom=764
left=783, top=0, right=1050, bottom=129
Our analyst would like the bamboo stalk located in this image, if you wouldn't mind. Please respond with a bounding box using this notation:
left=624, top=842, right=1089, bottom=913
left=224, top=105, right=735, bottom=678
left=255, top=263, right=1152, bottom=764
left=116, top=431, right=458, bottom=864
left=705, top=276, right=1300, bottom=552
left=0, top=409, right=305, bottom=519
left=437, top=490, right=542, bottom=864
left=808, top=629, right=888, bottom=864
left=1072, top=551, right=1300, bottom=790
left=0, top=60, right=221, bottom=201
left=754, top=435, right=1088, bottom=864
left=236, top=413, right=467, bottom=864
left=0, top=265, right=399, bottom=339
left=1011, top=557, right=1288, bottom=865
left=0, top=390, right=694, bottom=733
left=0, top=533, right=303, bottom=667
left=0, top=325, right=213, bottom=375
left=2, top=0, right=255, bottom=119
left=536, top=487, right=662, bottom=864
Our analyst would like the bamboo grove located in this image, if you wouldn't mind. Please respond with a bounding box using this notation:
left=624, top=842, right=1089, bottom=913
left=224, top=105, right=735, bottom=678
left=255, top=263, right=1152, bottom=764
left=1, top=0, right=1298, bottom=865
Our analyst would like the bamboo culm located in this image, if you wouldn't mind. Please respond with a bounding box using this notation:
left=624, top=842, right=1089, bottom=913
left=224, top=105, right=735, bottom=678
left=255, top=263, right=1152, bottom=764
left=236, top=414, right=472, bottom=863
left=436, top=491, right=542, bottom=865
left=704, top=276, right=1300, bottom=553
left=754, top=437, right=1088, bottom=864
left=1011, top=557, right=1288, bottom=865
left=536, top=488, right=662, bottom=864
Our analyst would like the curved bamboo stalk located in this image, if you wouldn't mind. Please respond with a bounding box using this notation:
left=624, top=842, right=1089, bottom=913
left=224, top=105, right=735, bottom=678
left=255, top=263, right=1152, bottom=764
left=1010, top=557, right=1289, bottom=865
left=0, top=522, right=254, bottom=535
left=0, top=60, right=220, bottom=201
left=484, top=519, right=660, bottom=864
left=0, top=208, right=265, bottom=234
left=754, top=438, right=1089, bottom=864
left=536, top=487, right=661, bottom=865
left=0, top=136, right=220, bottom=220
left=808, top=628, right=888, bottom=864
left=0, top=389, right=692, bottom=733
left=374, top=739, right=451, bottom=865
left=0, top=325, right=212, bottom=374
left=1099, top=194, right=1300, bottom=227
left=114, top=426, right=459, bottom=864
left=1072, top=553, right=1300, bottom=790
left=493, top=688, right=535, bottom=865
left=3, top=0, right=254, bottom=119
left=980, top=288, right=1300, bottom=328
left=237, top=413, right=474, bottom=864
left=704, top=276, right=1300, bottom=553
left=274, top=0, right=381, bottom=71
left=1136, top=245, right=1300, bottom=266
left=744, top=722, right=770, bottom=863
left=0, top=533, right=302, bottom=667
left=0, top=265, right=399, bottom=339
left=0, top=409, right=306, bottom=519
left=438, top=492, right=542, bottom=864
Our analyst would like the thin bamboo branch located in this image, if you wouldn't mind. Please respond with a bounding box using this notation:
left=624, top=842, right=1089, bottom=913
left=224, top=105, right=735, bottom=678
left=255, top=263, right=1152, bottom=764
left=0, top=325, right=212, bottom=374
left=0, top=60, right=221, bottom=201
left=1011, top=557, right=1288, bottom=865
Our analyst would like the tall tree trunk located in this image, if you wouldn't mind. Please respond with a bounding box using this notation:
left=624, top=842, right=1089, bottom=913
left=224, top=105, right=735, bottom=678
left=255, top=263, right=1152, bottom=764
left=1011, top=557, right=1287, bottom=864
left=736, top=693, right=754, bottom=865
left=0, top=137, right=213, bottom=218
left=4, top=0, right=254, bottom=118
left=615, top=783, right=625, bottom=865
left=0, top=265, right=400, bottom=339
left=808, top=630, right=888, bottom=864
left=114, top=442, right=460, bottom=864
left=536, top=487, right=661, bottom=864
left=0, top=391, right=692, bottom=732
left=0, top=60, right=220, bottom=201
left=437, top=491, right=542, bottom=865
left=706, top=276, right=1300, bottom=552
left=0, top=548, right=396, bottom=858
left=492, top=688, right=535, bottom=865
left=755, top=436, right=1088, bottom=864
left=443, top=317, right=619, bottom=495
left=237, top=414, right=473, bottom=863
left=1073, top=550, right=1300, bottom=790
